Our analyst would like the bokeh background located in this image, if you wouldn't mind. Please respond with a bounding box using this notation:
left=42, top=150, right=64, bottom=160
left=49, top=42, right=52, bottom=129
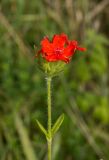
left=0, top=0, right=109, bottom=160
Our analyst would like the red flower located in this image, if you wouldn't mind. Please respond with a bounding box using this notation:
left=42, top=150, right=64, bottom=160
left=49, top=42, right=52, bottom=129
left=36, top=33, right=86, bottom=63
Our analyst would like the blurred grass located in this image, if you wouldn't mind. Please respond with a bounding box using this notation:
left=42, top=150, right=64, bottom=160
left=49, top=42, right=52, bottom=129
left=0, top=0, right=109, bottom=160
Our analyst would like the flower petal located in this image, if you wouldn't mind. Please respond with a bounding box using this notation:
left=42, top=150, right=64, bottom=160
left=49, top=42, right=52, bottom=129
left=58, top=55, right=70, bottom=63
left=44, top=54, right=58, bottom=62
left=52, top=33, right=68, bottom=48
left=70, top=40, right=78, bottom=45
left=63, top=44, right=75, bottom=57
left=41, top=37, right=54, bottom=55
left=44, top=54, right=70, bottom=63
left=76, top=46, right=87, bottom=51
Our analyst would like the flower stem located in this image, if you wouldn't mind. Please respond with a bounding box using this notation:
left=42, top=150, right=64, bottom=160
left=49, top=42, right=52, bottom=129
left=47, top=77, right=52, bottom=160
left=48, top=139, right=52, bottom=160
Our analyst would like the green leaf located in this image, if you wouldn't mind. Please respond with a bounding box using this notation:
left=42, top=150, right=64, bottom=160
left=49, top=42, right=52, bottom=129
left=36, top=120, right=48, bottom=137
left=52, top=114, right=64, bottom=137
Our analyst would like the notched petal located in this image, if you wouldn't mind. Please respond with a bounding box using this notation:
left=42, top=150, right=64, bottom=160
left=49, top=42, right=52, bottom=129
left=76, top=46, right=87, bottom=51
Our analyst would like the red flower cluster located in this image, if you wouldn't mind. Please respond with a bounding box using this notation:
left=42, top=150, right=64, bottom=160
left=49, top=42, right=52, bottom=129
left=36, top=33, right=86, bottom=63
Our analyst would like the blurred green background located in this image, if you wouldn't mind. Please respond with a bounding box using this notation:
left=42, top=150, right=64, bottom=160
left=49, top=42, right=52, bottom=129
left=0, top=0, right=109, bottom=160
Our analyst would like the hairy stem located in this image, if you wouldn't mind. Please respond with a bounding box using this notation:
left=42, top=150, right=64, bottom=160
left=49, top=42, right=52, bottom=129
left=47, top=77, right=52, bottom=160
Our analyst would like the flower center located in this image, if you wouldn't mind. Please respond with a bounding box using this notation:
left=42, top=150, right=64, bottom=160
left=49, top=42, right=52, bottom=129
left=55, top=48, right=63, bottom=56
